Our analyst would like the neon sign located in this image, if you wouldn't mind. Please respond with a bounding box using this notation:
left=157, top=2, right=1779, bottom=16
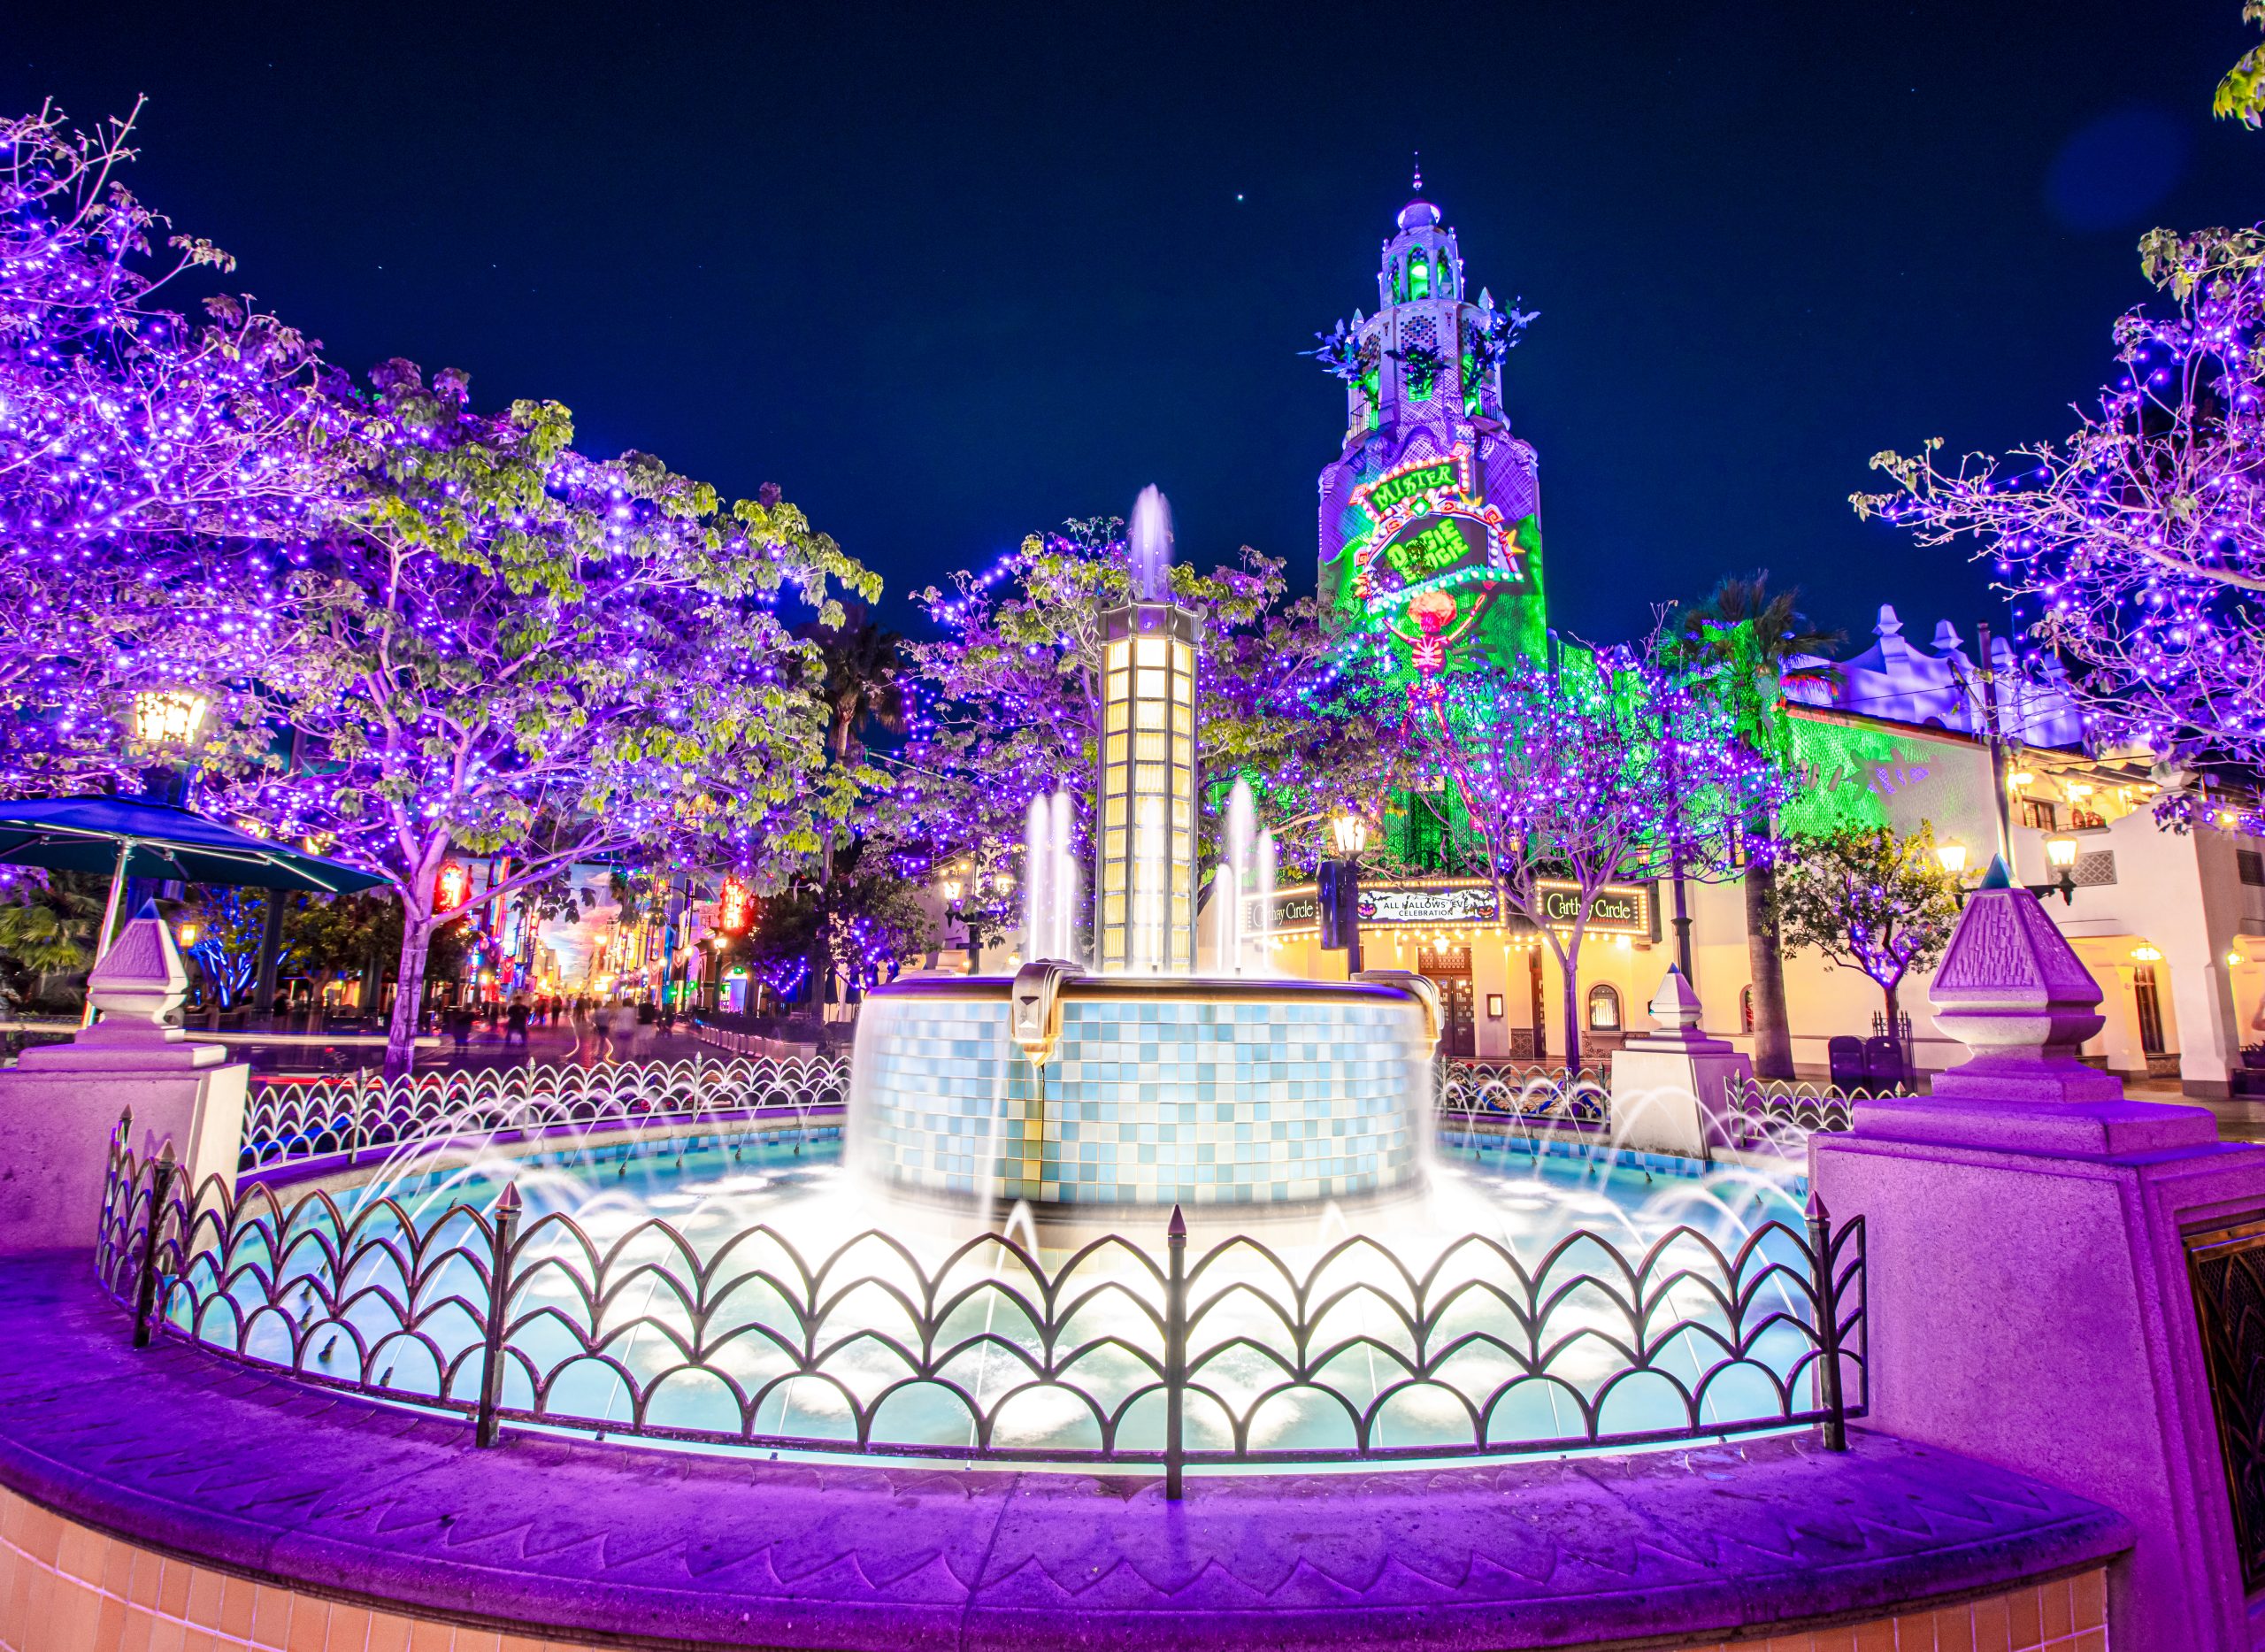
left=434, top=861, right=470, bottom=912
left=718, top=875, right=753, bottom=934
left=1361, top=457, right=1459, bottom=517
left=1269, top=879, right=1651, bottom=937
left=1346, top=445, right=1534, bottom=654
left=1376, top=513, right=1488, bottom=588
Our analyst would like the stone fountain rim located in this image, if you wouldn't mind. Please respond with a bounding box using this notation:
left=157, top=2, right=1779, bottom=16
left=870, top=973, right=1432, bottom=1006
left=0, top=1252, right=2131, bottom=1652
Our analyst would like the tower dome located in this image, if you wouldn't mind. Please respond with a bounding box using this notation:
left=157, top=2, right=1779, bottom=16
left=1314, top=178, right=1548, bottom=676
left=1397, top=158, right=1441, bottom=230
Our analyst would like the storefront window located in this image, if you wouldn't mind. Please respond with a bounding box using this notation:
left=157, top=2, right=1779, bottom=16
left=1586, top=983, right=1621, bottom=1031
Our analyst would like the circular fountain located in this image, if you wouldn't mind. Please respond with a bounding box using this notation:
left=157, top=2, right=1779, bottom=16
left=848, top=488, right=1441, bottom=1211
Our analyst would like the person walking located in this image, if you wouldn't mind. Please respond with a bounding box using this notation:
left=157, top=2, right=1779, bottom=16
left=505, top=997, right=530, bottom=1048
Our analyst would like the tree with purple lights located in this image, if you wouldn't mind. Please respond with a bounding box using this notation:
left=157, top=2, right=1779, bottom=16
left=1410, top=648, right=1785, bottom=1073
left=734, top=836, right=934, bottom=1010
left=1771, top=823, right=1964, bottom=1030
left=1856, top=225, right=2265, bottom=794
left=902, top=519, right=1409, bottom=929
left=203, top=361, right=874, bottom=1071
left=0, top=101, right=334, bottom=790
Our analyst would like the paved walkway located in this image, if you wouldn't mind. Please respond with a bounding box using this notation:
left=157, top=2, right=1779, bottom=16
left=0, top=1254, right=2128, bottom=1651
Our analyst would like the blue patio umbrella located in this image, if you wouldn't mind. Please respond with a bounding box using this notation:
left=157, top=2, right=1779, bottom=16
left=0, top=796, right=388, bottom=969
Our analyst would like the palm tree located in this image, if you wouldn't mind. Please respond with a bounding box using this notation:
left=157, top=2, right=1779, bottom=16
left=802, top=606, right=909, bottom=764
left=0, top=871, right=104, bottom=1010
left=1670, top=573, right=1841, bottom=1080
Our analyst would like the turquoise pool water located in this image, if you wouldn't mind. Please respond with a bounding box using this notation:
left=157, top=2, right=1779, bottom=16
left=178, top=1125, right=1823, bottom=1467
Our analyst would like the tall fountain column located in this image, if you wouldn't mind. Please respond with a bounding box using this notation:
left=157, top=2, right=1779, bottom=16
left=1095, top=487, right=1199, bottom=973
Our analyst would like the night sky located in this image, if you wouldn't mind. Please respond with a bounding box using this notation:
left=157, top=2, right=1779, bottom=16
left=8, top=2, right=2261, bottom=650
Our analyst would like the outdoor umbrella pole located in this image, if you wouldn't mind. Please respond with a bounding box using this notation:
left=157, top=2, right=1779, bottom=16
left=81, top=835, right=137, bottom=1028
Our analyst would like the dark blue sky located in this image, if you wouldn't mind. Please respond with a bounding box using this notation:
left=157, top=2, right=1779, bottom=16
left=9, top=2, right=2261, bottom=648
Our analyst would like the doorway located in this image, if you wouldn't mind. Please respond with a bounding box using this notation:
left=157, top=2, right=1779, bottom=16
left=1418, top=940, right=1477, bottom=1058
left=2132, top=964, right=2167, bottom=1057
left=1527, top=948, right=1547, bottom=1064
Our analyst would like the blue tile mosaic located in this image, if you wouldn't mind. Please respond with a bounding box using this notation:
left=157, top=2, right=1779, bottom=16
left=850, top=988, right=1432, bottom=1207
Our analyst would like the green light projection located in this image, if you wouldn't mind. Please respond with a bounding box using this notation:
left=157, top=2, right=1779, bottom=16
left=1777, top=717, right=1997, bottom=850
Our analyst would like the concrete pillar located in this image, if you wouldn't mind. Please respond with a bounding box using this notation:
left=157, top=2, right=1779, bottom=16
left=0, top=905, right=246, bottom=1255
left=1812, top=868, right=2265, bottom=1648
left=2175, top=955, right=2236, bottom=1098
left=1608, top=966, right=1752, bottom=1157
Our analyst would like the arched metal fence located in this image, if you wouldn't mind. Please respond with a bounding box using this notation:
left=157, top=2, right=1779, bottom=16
left=241, top=1056, right=848, bottom=1171
left=100, top=1123, right=1866, bottom=1491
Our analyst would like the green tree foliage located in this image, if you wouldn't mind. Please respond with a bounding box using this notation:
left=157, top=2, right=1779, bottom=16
left=2217, top=2, right=2265, bottom=127
left=1772, top=824, right=1964, bottom=1026
left=205, top=362, right=874, bottom=1069
left=0, top=871, right=104, bottom=1010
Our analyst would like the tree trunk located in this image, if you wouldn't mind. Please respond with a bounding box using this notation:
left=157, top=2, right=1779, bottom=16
left=254, top=892, right=288, bottom=1019
left=1559, top=947, right=1584, bottom=1080
left=385, top=903, right=438, bottom=1076
left=1744, top=858, right=1796, bottom=1080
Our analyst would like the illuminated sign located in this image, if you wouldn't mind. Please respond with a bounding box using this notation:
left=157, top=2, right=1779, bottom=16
left=1344, top=445, right=1536, bottom=657
left=718, top=875, right=753, bottom=934
left=434, top=861, right=470, bottom=912
left=1361, top=457, right=1460, bottom=517
left=1372, top=511, right=1508, bottom=596
left=1539, top=886, right=1648, bottom=933
left=1271, top=879, right=1651, bottom=938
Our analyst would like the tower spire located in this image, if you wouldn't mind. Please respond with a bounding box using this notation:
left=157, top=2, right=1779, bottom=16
left=1411, top=152, right=1422, bottom=192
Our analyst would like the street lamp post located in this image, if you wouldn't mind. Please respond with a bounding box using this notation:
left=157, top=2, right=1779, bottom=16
left=2033, top=832, right=2081, bottom=904
left=1935, top=834, right=2081, bottom=906
left=1322, top=811, right=1370, bottom=977
left=129, top=688, right=211, bottom=806
left=88, top=688, right=215, bottom=1010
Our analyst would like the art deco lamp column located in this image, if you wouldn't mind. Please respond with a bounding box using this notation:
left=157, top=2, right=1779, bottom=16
left=1095, top=587, right=1199, bottom=973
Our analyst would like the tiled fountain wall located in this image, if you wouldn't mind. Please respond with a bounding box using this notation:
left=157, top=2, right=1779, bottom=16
left=849, top=985, right=1432, bottom=1206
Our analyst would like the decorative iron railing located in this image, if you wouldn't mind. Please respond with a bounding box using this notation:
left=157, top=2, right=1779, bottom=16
left=241, top=1057, right=849, bottom=1171
left=1438, top=1062, right=1609, bottom=1126
left=1720, top=1079, right=1865, bottom=1153
left=248, top=1055, right=1617, bottom=1176
left=100, top=1126, right=1866, bottom=1488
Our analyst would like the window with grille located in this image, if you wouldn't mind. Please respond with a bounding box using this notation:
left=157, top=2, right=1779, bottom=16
left=2073, top=850, right=2117, bottom=887
left=2239, top=849, right=2265, bottom=887
left=2020, top=798, right=2058, bottom=831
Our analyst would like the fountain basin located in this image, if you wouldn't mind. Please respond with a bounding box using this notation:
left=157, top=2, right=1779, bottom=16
left=848, top=974, right=1435, bottom=1208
